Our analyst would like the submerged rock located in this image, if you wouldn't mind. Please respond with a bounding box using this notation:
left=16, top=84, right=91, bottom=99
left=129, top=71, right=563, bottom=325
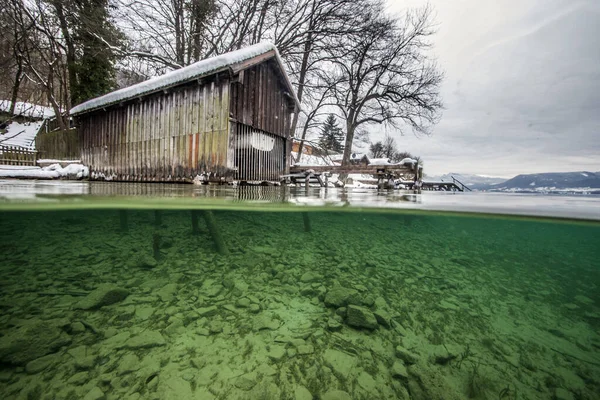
left=253, top=315, right=280, bottom=331
left=300, top=271, right=322, bottom=283
left=297, top=344, right=314, bottom=355
left=391, top=361, right=408, bottom=379
left=346, top=305, right=378, bottom=330
left=197, top=306, right=219, bottom=318
left=235, top=373, right=258, bottom=390
left=323, top=349, right=356, bottom=380
left=395, top=346, right=418, bottom=365
left=327, top=318, right=343, bottom=332
left=0, top=319, right=71, bottom=365
left=324, top=287, right=360, bottom=308
left=83, top=386, right=105, bottom=400
left=74, top=284, right=129, bottom=310
left=131, top=254, right=158, bottom=269
left=118, top=331, right=165, bottom=349
left=236, top=298, right=251, bottom=308
left=25, top=353, right=59, bottom=374
left=373, top=310, right=391, bottom=328
left=267, top=345, right=286, bottom=361
left=294, top=385, right=313, bottom=400
left=321, top=390, right=352, bottom=400
left=157, top=283, right=178, bottom=302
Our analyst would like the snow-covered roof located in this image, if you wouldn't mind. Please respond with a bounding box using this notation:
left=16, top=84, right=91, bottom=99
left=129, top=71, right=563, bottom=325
left=71, top=42, right=300, bottom=116
left=368, top=158, right=393, bottom=165
left=0, top=121, right=43, bottom=150
left=400, top=157, right=417, bottom=166
left=0, top=100, right=54, bottom=119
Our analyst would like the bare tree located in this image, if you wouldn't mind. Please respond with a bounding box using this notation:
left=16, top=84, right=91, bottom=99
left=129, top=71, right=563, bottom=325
left=323, top=2, right=443, bottom=168
left=369, top=134, right=414, bottom=162
left=114, top=0, right=216, bottom=73
left=1, top=3, right=26, bottom=115
left=8, top=0, right=70, bottom=129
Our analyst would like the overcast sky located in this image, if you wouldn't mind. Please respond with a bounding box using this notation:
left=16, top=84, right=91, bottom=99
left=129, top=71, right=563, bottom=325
left=382, top=0, right=600, bottom=177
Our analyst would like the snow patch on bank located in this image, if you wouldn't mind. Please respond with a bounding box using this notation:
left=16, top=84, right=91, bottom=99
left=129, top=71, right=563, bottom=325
left=0, top=163, right=89, bottom=179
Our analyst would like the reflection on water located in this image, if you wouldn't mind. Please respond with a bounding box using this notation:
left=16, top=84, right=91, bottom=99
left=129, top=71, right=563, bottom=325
left=1, top=180, right=599, bottom=222
left=0, top=208, right=598, bottom=399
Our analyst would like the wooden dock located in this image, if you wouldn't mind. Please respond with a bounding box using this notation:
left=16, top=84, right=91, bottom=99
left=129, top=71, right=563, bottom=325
left=285, top=163, right=420, bottom=188
left=421, top=176, right=472, bottom=192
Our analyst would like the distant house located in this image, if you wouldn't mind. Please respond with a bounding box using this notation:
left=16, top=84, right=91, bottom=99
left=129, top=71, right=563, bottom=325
left=71, top=43, right=300, bottom=183
left=0, top=100, right=55, bottom=150
left=292, top=140, right=316, bottom=155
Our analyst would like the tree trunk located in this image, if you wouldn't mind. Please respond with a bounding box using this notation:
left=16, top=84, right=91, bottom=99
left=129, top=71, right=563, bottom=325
left=292, top=29, right=314, bottom=162
left=342, top=119, right=355, bottom=166
left=174, top=1, right=184, bottom=65
left=338, top=120, right=355, bottom=183
left=52, top=1, right=77, bottom=106
left=9, top=56, right=23, bottom=116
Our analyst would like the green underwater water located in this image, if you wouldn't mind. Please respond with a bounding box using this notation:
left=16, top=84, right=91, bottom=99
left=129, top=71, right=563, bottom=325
left=0, top=207, right=599, bottom=400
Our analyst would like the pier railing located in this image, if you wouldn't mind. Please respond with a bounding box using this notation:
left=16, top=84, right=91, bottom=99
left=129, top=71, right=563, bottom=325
left=451, top=176, right=472, bottom=192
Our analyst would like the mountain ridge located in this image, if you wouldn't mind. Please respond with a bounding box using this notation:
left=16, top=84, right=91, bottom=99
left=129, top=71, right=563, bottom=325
left=428, top=171, right=600, bottom=192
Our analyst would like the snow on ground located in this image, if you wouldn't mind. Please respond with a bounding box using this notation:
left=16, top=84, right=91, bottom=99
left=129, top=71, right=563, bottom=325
left=492, top=186, right=599, bottom=194
left=71, top=42, right=299, bottom=115
left=0, top=120, right=43, bottom=149
left=291, top=151, right=336, bottom=166
left=291, top=151, right=383, bottom=188
left=0, top=163, right=89, bottom=180
left=37, top=159, right=82, bottom=165
left=0, top=100, right=54, bottom=119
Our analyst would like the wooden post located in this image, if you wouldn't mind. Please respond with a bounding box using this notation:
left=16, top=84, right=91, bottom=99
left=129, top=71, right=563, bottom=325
left=154, top=210, right=162, bottom=227
left=302, top=212, right=311, bottom=233
left=119, top=210, right=128, bottom=232
left=305, top=172, right=311, bottom=187
left=191, top=210, right=200, bottom=235
left=203, top=211, right=228, bottom=255
left=153, top=232, right=161, bottom=261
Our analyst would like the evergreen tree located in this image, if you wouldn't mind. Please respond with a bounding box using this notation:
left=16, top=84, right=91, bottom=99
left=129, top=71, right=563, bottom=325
left=52, top=0, right=123, bottom=106
left=317, top=114, right=345, bottom=154
left=71, top=0, right=122, bottom=105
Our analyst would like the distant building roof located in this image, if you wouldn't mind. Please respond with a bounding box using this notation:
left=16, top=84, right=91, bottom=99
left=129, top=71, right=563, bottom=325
left=0, top=100, right=55, bottom=119
left=71, top=42, right=300, bottom=116
left=368, top=157, right=393, bottom=165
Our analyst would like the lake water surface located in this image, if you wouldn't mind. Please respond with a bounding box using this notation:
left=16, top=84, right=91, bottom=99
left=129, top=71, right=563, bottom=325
left=0, top=181, right=599, bottom=400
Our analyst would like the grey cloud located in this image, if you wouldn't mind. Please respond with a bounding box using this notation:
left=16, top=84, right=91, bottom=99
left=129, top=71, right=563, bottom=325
left=383, top=0, right=600, bottom=176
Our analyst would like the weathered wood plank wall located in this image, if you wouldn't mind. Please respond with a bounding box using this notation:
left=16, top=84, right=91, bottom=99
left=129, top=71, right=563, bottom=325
left=230, top=60, right=293, bottom=138
left=79, top=76, right=230, bottom=182
left=229, top=59, right=295, bottom=181
left=78, top=57, right=295, bottom=183
left=35, top=128, right=79, bottom=160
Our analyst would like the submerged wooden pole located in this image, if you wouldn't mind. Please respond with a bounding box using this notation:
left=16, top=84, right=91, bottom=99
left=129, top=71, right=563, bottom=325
left=119, top=210, right=128, bottom=233
left=202, top=211, right=228, bottom=255
left=153, top=232, right=161, bottom=261
left=191, top=210, right=200, bottom=235
left=154, top=210, right=162, bottom=227
left=302, top=212, right=311, bottom=233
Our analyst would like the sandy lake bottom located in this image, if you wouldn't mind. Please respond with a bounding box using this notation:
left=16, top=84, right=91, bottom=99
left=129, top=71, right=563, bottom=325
left=0, top=208, right=599, bottom=400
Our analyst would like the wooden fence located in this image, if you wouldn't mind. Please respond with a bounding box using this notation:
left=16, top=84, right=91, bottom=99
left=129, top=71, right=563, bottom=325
left=0, top=145, right=37, bottom=166
left=35, top=128, right=79, bottom=160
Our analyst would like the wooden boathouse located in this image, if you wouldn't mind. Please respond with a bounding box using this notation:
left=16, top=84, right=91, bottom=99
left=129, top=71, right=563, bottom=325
left=70, top=43, right=300, bottom=183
